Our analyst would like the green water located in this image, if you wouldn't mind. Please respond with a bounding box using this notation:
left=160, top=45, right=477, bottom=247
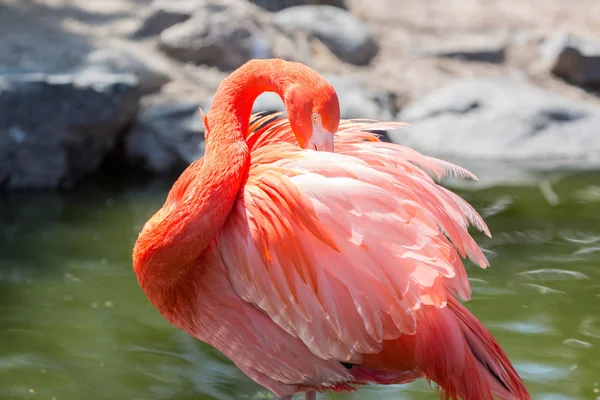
left=1, top=171, right=600, bottom=400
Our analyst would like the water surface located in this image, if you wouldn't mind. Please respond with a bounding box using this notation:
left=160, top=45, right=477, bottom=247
left=1, top=171, right=599, bottom=400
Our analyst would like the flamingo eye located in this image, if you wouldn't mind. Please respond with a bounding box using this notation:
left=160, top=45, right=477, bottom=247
left=312, top=113, right=319, bottom=123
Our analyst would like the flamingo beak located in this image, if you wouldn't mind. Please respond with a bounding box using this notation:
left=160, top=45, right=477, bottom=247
left=308, top=123, right=334, bottom=152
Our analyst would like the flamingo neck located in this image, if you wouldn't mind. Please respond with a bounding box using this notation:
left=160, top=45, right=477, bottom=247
left=132, top=59, right=300, bottom=290
left=205, top=58, right=301, bottom=146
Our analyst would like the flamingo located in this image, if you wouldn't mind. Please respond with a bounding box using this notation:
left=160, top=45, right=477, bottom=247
left=132, top=58, right=530, bottom=400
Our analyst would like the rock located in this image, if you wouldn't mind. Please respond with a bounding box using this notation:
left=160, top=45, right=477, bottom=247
left=541, top=32, right=600, bottom=87
left=78, top=47, right=172, bottom=94
left=393, top=77, right=600, bottom=169
left=125, top=103, right=205, bottom=173
left=248, top=0, right=347, bottom=12
left=0, top=71, right=140, bottom=190
left=274, top=5, right=378, bottom=66
left=420, top=36, right=506, bottom=63
left=205, top=74, right=398, bottom=121
left=325, top=75, right=397, bottom=120
left=247, top=92, right=285, bottom=113
left=159, top=0, right=313, bottom=70
left=130, top=0, right=198, bottom=38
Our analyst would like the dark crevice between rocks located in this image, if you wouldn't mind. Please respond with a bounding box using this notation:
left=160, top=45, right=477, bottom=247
left=99, top=121, right=186, bottom=190
left=75, top=157, right=179, bottom=196
left=249, top=0, right=348, bottom=12
left=541, top=109, right=587, bottom=122
left=421, top=100, right=482, bottom=120
left=0, top=173, right=10, bottom=194
left=581, top=85, right=600, bottom=98
left=529, top=108, right=588, bottom=137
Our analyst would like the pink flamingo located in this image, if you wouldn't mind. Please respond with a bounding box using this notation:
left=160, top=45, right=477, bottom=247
left=132, top=58, right=530, bottom=400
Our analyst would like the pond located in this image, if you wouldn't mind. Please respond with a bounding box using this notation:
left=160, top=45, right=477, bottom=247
left=1, top=170, right=599, bottom=400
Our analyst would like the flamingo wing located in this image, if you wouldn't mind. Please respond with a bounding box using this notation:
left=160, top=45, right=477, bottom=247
left=217, top=115, right=491, bottom=363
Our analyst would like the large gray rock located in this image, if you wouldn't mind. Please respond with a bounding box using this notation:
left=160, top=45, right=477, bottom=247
left=159, top=0, right=313, bottom=70
left=274, top=5, right=378, bottom=65
left=393, top=78, right=600, bottom=169
left=130, top=0, right=198, bottom=38
left=78, top=47, right=172, bottom=94
left=541, top=33, right=600, bottom=87
left=125, top=103, right=205, bottom=173
left=420, top=36, right=506, bottom=63
left=0, top=71, right=140, bottom=190
left=248, top=0, right=347, bottom=12
left=325, top=75, right=398, bottom=121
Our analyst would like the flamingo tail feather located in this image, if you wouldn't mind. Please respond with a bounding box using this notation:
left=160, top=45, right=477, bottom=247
left=416, top=296, right=530, bottom=400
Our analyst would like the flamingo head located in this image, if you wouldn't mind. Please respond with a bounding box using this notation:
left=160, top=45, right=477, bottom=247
left=284, top=80, right=340, bottom=152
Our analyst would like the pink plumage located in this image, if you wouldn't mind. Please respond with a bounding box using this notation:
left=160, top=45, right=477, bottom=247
left=133, top=59, right=530, bottom=400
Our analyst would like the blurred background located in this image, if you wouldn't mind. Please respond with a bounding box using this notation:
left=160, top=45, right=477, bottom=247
left=1, top=0, right=600, bottom=399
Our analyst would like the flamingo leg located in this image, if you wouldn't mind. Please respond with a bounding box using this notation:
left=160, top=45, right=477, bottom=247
left=305, top=391, right=316, bottom=400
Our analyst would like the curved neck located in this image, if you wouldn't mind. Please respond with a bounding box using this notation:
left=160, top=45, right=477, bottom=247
left=132, top=59, right=299, bottom=291
left=205, top=59, right=299, bottom=147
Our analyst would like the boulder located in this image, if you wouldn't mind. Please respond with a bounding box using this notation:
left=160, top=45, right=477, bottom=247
left=78, top=47, right=172, bottom=94
left=248, top=0, right=347, bottom=12
left=273, top=5, right=378, bottom=65
left=0, top=71, right=140, bottom=190
left=420, top=36, right=507, bottom=63
left=541, top=32, right=600, bottom=87
left=130, top=0, right=199, bottom=38
left=325, top=75, right=398, bottom=121
left=158, top=0, right=313, bottom=70
left=125, top=103, right=205, bottom=173
left=393, top=77, right=600, bottom=169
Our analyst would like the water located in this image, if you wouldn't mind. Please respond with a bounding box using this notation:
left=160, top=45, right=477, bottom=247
left=1, top=171, right=599, bottom=400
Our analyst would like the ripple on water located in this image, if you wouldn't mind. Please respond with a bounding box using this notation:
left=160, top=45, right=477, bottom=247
left=470, top=285, right=515, bottom=296
left=530, top=254, right=589, bottom=264
left=574, top=185, right=600, bottom=202
left=0, top=262, right=36, bottom=283
left=481, top=195, right=514, bottom=217
left=124, top=345, right=194, bottom=364
left=572, top=246, right=600, bottom=256
left=522, top=283, right=567, bottom=295
left=480, top=246, right=498, bottom=259
left=0, top=353, right=64, bottom=372
left=519, top=269, right=590, bottom=282
left=490, top=229, right=554, bottom=246
left=562, top=338, right=594, bottom=349
left=468, top=278, right=489, bottom=285
left=536, top=394, right=583, bottom=400
left=560, top=231, right=600, bottom=245
left=492, top=320, right=556, bottom=335
left=516, top=362, right=573, bottom=382
left=579, top=317, right=600, bottom=340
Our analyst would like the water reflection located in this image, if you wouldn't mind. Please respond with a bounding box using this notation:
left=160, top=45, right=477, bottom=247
left=0, top=172, right=599, bottom=399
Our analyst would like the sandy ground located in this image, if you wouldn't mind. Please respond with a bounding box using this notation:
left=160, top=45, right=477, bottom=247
left=2, top=0, right=600, bottom=108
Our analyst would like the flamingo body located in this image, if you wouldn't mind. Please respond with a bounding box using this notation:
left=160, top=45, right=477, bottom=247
left=132, top=60, right=530, bottom=400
